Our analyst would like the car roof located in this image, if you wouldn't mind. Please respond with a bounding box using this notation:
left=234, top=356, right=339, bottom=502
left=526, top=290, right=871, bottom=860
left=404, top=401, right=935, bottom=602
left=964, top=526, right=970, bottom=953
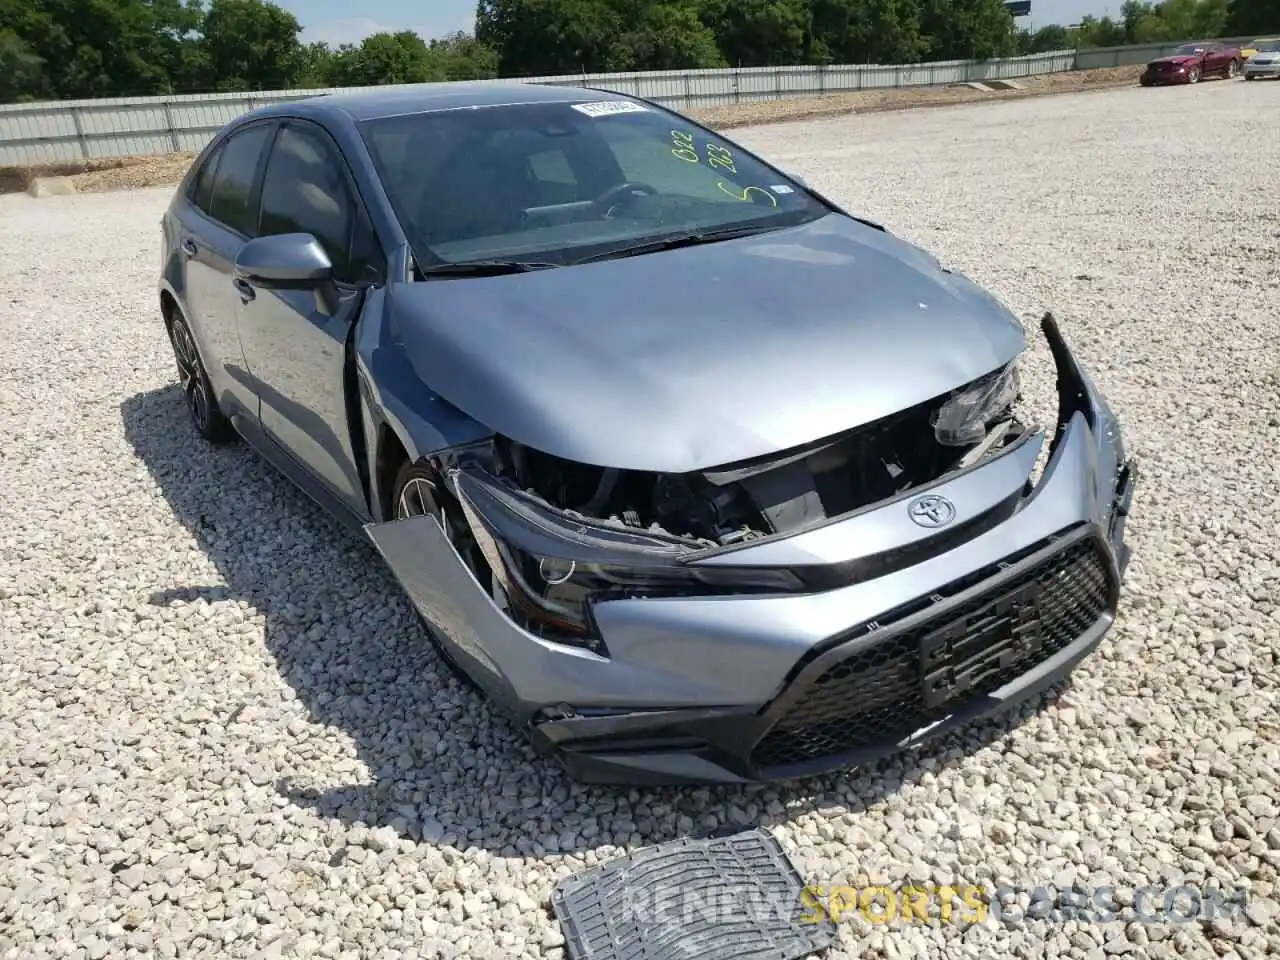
left=250, top=82, right=637, bottom=123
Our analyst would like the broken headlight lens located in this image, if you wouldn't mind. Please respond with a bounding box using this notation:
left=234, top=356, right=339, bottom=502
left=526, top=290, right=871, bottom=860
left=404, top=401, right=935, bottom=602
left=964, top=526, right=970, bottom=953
left=448, top=464, right=803, bottom=645
left=932, top=362, right=1021, bottom=447
left=494, top=542, right=803, bottom=641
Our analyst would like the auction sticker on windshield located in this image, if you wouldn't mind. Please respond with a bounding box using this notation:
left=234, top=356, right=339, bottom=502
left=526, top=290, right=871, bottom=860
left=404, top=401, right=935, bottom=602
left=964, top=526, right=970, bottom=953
left=571, top=101, right=650, bottom=117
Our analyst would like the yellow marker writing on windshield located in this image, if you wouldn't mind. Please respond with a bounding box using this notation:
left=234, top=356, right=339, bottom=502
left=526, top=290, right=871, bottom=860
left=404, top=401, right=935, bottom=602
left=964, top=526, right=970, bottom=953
left=717, top=182, right=778, bottom=206
left=670, top=130, right=699, bottom=163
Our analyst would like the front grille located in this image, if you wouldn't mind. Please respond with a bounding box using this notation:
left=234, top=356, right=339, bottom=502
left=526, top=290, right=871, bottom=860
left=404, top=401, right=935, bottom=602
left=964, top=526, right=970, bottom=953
left=751, top=536, right=1112, bottom=770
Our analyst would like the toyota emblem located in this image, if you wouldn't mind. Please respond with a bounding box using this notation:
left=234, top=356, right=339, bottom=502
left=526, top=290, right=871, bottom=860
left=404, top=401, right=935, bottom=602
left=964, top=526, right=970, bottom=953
left=908, top=494, right=957, bottom=528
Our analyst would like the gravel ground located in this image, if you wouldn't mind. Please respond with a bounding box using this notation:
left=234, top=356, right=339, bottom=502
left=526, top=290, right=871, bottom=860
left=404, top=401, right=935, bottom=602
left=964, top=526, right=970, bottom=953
left=2, top=80, right=1279, bottom=960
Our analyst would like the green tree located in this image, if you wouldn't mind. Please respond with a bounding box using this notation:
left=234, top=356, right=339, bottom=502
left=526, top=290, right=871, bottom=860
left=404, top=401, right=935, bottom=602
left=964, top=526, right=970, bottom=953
left=200, top=0, right=304, bottom=91
left=612, top=0, right=725, bottom=69
left=919, top=0, right=1020, bottom=59
left=424, top=31, right=500, bottom=79
left=1227, top=0, right=1280, bottom=33
left=477, top=0, right=620, bottom=75
left=477, top=0, right=721, bottom=75
left=700, top=0, right=811, bottom=66
left=1017, top=23, right=1072, bottom=52
left=0, top=0, right=189, bottom=98
left=337, top=30, right=434, bottom=85
left=0, top=29, right=48, bottom=101
left=811, top=0, right=926, bottom=65
left=1076, top=15, right=1128, bottom=45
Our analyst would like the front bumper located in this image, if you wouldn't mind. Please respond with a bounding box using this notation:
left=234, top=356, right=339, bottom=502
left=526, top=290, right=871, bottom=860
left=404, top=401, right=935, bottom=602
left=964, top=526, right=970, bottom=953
left=1141, top=68, right=1190, bottom=85
left=367, top=315, right=1137, bottom=785
left=1244, top=60, right=1280, bottom=77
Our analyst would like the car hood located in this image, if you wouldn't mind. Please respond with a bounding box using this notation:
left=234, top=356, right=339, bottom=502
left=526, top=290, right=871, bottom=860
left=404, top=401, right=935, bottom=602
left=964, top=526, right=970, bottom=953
left=388, top=212, right=1027, bottom=473
left=1150, top=54, right=1198, bottom=64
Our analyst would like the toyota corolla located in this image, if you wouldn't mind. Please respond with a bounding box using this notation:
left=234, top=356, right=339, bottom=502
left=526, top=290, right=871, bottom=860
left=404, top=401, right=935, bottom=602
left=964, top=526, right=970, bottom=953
left=158, top=82, right=1137, bottom=785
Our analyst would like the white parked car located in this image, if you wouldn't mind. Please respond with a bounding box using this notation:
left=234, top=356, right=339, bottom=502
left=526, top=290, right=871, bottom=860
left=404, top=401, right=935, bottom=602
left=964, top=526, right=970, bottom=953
left=1244, top=39, right=1280, bottom=79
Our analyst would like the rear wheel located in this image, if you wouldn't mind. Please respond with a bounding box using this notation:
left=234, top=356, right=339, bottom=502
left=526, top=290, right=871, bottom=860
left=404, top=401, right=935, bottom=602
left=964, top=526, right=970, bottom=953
left=1226, top=59, right=1239, bottom=79
left=391, top=461, right=486, bottom=690
left=167, top=310, right=234, bottom=443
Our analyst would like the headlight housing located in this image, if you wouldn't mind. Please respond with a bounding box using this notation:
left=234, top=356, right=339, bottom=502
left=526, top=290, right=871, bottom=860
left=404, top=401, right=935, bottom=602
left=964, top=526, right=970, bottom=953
left=448, top=464, right=803, bottom=649
left=932, top=362, right=1021, bottom=447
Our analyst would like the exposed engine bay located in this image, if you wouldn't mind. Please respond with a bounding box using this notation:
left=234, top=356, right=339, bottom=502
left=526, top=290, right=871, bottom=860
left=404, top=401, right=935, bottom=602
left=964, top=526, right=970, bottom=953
left=424, top=361, right=1034, bottom=645
left=482, top=362, right=1030, bottom=548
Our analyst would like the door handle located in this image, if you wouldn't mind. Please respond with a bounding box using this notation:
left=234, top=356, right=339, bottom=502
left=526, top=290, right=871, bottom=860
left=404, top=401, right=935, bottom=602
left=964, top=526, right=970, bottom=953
left=181, top=238, right=198, bottom=257
left=233, top=277, right=256, bottom=303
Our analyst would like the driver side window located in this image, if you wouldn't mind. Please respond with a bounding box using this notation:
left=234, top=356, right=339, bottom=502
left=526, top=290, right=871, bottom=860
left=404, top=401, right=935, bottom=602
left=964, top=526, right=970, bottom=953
left=256, top=122, right=377, bottom=284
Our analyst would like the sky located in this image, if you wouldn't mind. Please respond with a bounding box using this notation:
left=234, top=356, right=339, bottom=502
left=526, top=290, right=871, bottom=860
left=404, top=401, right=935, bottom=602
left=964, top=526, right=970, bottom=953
left=279, top=0, right=1121, bottom=48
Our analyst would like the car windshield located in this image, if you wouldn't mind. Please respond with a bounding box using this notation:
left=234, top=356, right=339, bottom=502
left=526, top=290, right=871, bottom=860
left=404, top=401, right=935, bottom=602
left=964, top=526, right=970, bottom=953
left=359, top=99, right=829, bottom=270
left=1255, top=40, right=1280, bottom=51
left=1175, top=43, right=1210, bottom=54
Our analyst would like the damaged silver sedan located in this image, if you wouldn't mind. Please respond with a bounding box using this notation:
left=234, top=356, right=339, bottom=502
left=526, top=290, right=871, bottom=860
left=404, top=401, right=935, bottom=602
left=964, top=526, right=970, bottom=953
left=158, top=81, right=1137, bottom=785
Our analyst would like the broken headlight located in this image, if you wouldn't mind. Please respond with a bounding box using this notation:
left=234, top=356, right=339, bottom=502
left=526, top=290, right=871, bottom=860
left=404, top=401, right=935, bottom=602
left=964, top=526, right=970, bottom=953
left=932, top=362, right=1021, bottom=446
left=448, top=464, right=803, bottom=646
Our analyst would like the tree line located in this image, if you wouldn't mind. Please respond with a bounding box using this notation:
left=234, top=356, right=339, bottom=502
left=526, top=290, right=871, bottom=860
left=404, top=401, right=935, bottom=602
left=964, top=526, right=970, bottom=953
left=1020, top=0, right=1272, bottom=53
left=1, top=0, right=1273, bottom=104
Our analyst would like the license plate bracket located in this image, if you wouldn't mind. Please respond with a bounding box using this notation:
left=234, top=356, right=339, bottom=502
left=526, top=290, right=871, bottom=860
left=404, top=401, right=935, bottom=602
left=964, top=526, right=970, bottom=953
left=920, top=578, right=1046, bottom=709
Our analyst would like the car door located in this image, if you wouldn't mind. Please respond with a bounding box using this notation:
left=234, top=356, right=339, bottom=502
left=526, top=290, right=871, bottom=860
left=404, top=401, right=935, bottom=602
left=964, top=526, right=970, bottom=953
left=1205, top=43, right=1225, bottom=72
left=179, top=121, right=274, bottom=420
left=235, top=119, right=382, bottom=515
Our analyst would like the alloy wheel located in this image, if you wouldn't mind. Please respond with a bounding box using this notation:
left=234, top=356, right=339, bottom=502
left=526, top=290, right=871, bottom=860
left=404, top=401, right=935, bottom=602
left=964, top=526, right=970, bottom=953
left=170, top=320, right=209, bottom=432
left=1227, top=59, right=1238, bottom=78
left=397, top=477, right=440, bottom=522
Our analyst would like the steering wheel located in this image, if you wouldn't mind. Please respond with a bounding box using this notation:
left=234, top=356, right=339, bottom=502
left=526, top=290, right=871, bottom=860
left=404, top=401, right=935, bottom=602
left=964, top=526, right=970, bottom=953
left=592, top=181, right=658, bottom=216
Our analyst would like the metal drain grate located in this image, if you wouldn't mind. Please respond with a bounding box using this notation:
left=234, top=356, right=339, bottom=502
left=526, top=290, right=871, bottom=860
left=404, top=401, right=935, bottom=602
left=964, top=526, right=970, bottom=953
left=551, top=828, right=836, bottom=960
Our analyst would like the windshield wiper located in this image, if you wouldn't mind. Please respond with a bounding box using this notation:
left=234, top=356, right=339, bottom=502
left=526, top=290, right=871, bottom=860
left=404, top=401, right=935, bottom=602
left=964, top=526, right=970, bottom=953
left=420, top=259, right=559, bottom=278
left=573, top=224, right=781, bottom=265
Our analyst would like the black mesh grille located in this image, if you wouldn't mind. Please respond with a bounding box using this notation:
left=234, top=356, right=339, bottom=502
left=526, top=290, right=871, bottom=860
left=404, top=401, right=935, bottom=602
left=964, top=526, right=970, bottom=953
left=751, top=537, right=1112, bottom=770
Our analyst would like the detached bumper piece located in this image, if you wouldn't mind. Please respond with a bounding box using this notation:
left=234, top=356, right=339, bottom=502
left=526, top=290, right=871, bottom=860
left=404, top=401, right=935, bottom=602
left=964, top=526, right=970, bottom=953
left=753, top=526, right=1116, bottom=775
left=551, top=828, right=836, bottom=960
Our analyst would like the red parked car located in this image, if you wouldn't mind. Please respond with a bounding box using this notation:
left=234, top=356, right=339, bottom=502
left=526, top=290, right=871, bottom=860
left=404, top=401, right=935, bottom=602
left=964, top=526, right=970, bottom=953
left=1140, top=41, right=1241, bottom=85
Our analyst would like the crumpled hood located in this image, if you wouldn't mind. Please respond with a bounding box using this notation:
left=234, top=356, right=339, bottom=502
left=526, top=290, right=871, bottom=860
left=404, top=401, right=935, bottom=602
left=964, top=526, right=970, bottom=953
left=388, top=212, right=1027, bottom=473
left=1150, top=55, right=1198, bottom=65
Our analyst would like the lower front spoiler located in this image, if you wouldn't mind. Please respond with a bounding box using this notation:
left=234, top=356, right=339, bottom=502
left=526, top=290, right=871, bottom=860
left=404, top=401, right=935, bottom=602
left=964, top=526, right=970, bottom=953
left=536, top=612, right=1113, bottom=785
left=531, top=525, right=1122, bottom=786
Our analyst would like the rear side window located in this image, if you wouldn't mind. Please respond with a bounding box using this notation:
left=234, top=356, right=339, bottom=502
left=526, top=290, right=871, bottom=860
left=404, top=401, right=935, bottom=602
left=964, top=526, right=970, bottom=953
left=189, top=143, right=223, bottom=213
left=257, top=122, right=371, bottom=283
left=208, top=124, right=272, bottom=236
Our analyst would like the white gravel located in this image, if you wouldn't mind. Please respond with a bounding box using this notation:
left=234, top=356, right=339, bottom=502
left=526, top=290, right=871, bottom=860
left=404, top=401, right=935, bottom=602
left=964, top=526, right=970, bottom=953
left=2, top=80, right=1279, bottom=960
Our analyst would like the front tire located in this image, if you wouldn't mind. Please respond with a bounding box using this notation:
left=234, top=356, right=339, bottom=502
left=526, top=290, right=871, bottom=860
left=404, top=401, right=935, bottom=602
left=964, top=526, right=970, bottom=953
left=167, top=310, right=234, bottom=443
left=390, top=462, right=485, bottom=690
left=1188, top=66, right=1201, bottom=84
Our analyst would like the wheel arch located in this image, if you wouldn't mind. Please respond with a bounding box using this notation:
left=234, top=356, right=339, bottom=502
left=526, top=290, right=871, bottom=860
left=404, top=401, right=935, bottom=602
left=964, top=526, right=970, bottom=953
left=159, top=288, right=179, bottom=329
left=375, top=420, right=412, bottom=521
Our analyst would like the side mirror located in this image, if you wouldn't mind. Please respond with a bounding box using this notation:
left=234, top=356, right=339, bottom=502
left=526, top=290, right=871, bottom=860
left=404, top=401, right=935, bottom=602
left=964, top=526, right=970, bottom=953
left=235, top=233, right=333, bottom=285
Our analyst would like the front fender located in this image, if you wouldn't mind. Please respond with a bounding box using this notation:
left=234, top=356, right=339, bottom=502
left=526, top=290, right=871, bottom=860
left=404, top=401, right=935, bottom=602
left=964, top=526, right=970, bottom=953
left=353, top=290, right=494, bottom=521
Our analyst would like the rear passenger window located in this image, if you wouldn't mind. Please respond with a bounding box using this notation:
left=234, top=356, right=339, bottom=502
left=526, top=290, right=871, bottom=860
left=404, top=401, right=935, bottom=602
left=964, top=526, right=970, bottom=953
left=257, top=123, right=366, bottom=282
left=207, top=124, right=271, bottom=236
left=189, top=143, right=223, bottom=213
